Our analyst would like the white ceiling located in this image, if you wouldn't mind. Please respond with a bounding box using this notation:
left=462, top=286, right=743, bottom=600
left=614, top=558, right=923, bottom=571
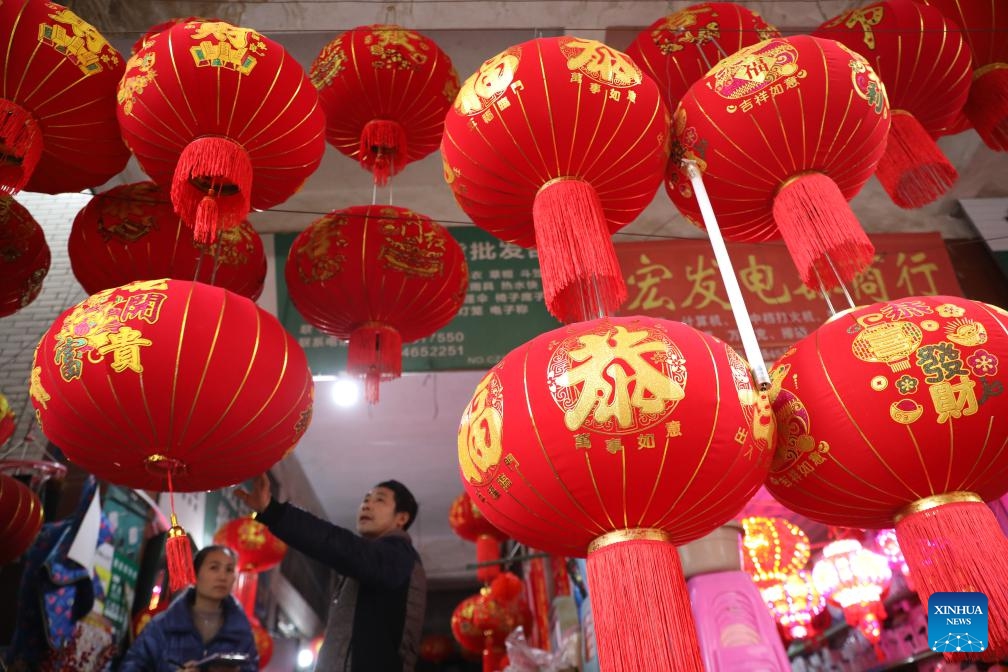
left=78, top=0, right=1008, bottom=580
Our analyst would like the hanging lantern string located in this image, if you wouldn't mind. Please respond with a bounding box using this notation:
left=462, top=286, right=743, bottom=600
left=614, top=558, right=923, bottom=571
left=812, top=266, right=837, bottom=317
left=683, top=159, right=770, bottom=388
left=209, top=235, right=223, bottom=286
left=824, top=253, right=856, bottom=310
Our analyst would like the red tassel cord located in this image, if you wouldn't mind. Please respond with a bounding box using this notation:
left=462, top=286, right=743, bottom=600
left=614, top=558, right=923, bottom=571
left=532, top=178, right=626, bottom=324
left=965, top=65, right=1008, bottom=152
left=475, top=535, right=501, bottom=584
left=348, top=324, right=402, bottom=405
left=772, top=171, right=875, bottom=292
left=359, top=119, right=408, bottom=186
left=874, top=111, right=958, bottom=209
left=0, top=100, right=42, bottom=194
left=163, top=469, right=196, bottom=593
left=171, top=136, right=253, bottom=244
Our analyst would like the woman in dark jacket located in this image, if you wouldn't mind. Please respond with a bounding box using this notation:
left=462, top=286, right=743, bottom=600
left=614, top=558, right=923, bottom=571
left=120, top=545, right=259, bottom=672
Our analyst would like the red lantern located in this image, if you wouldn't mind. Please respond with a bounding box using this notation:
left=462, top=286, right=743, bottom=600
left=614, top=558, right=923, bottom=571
left=0, top=472, right=44, bottom=564
left=451, top=591, right=530, bottom=671
left=740, top=516, right=810, bottom=589
left=69, top=182, right=266, bottom=300
left=766, top=295, right=1008, bottom=660
left=449, top=492, right=508, bottom=583
left=0, top=0, right=130, bottom=194
left=0, top=195, right=50, bottom=317
left=131, top=600, right=169, bottom=638
left=118, top=20, right=326, bottom=243
left=0, top=392, right=14, bottom=448
left=286, top=205, right=467, bottom=403
left=311, top=25, right=459, bottom=185
left=920, top=0, right=1008, bottom=151
left=442, top=37, right=669, bottom=324
left=626, top=2, right=781, bottom=112
left=667, top=35, right=890, bottom=292
left=419, top=633, right=456, bottom=664
left=214, top=517, right=287, bottom=573
left=249, top=616, right=273, bottom=669
left=814, top=1, right=972, bottom=208
left=457, top=316, right=773, bottom=672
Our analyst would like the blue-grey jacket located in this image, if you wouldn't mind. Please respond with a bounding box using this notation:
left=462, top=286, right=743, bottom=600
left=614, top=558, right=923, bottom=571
left=119, top=588, right=258, bottom=672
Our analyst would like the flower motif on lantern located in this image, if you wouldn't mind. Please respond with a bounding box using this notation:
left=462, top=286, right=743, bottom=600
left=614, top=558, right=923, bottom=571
left=812, top=539, right=892, bottom=651
left=760, top=570, right=826, bottom=641
left=741, top=516, right=810, bottom=588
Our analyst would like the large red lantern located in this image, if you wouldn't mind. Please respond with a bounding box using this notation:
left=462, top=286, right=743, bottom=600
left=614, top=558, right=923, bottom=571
left=766, top=295, right=1008, bottom=660
left=449, top=492, right=509, bottom=583
left=626, top=2, right=780, bottom=112
left=118, top=20, right=326, bottom=243
left=815, top=1, right=972, bottom=208
left=442, top=37, right=669, bottom=324
left=458, top=316, right=773, bottom=671
left=69, top=182, right=266, bottom=300
left=286, top=205, right=467, bottom=403
left=920, top=0, right=1008, bottom=151
left=311, top=25, right=459, bottom=185
left=667, top=35, right=890, bottom=292
left=0, top=393, right=14, bottom=447
left=1, top=195, right=50, bottom=317
left=0, top=472, right=44, bottom=564
left=0, top=0, right=129, bottom=194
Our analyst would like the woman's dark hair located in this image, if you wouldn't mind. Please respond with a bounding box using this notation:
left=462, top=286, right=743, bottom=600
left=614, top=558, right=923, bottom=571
left=193, top=544, right=238, bottom=574
left=376, top=480, right=419, bottom=530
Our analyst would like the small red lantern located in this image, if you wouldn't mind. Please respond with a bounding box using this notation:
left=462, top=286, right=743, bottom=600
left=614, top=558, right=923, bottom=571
left=449, top=492, right=508, bottom=583
left=118, top=20, right=326, bottom=243
left=131, top=600, right=169, bottom=638
left=626, top=2, right=780, bottom=112
left=815, top=1, right=972, bottom=208
left=458, top=316, right=773, bottom=672
left=442, top=37, right=669, bottom=323
left=741, top=516, right=811, bottom=589
left=311, top=25, right=459, bottom=185
left=419, top=633, right=456, bottom=664
left=0, top=472, right=44, bottom=564
left=0, top=195, right=50, bottom=317
left=767, top=295, right=1008, bottom=660
left=451, top=590, right=530, bottom=671
left=920, top=0, right=1008, bottom=151
left=214, top=517, right=287, bottom=573
left=69, top=182, right=266, bottom=300
left=667, top=35, right=890, bottom=292
left=285, top=205, right=467, bottom=403
left=0, top=392, right=15, bottom=448
left=0, top=0, right=130, bottom=194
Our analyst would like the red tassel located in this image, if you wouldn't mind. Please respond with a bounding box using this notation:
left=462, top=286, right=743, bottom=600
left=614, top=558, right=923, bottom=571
left=586, top=530, right=704, bottom=672
left=166, top=514, right=196, bottom=593
left=895, top=494, right=1008, bottom=662
left=171, top=136, right=253, bottom=244
left=364, top=369, right=380, bottom=405
left=360, top=119, right=408, bottom=186
left=234, top=571, right=258, bottom=618
left=475, top=535, right=501, bottom=583
left=0, top=100, right=42, bottom=194
left=532, top=178, right=626, bottom=324
left=348, top=324, right=402, bottom=405
left=772, top=172, right=875, bottom=291
left=875, top=112, right=958, bottom=209
left=965, top=65, right=1008, bottom=152
left=482, top=644, right=505, bottom=672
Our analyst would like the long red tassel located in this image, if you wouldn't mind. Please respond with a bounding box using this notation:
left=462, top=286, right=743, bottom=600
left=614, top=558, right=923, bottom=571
left=359, top=119, right=408, bottom=186
left=965, top=65, right=1008, bottom=152
left=895, top=494, right=1008, bottom=661
left=0, top=100, right=42, bottom=194
left=586, top=530, right=704, bottom=672
left=162, top=469, right=196, bottom=593
left=475, top=535, right=501, bottom=583
left=772, top=172, right=875, bottom=291
left=348, top=324, right=402, bottom=405
left=171, top=136, right=253, bottom=244
left=234, top=571, right=258, bottom=617
left=532, top=178, right=626, bottom=324
left=875, top=111, right=958, bottom=208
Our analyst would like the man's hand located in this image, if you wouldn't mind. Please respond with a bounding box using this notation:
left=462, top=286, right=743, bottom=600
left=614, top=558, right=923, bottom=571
left=234, top=473, right=272, bottom=513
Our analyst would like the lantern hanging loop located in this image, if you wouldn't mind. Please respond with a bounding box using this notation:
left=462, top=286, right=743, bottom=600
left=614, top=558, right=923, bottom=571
left=683, top=159, right=769, bottom=389
left=824, top=253, right=856, bottom=310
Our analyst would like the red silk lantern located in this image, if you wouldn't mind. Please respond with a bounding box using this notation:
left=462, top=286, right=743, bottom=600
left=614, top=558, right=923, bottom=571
left=766, top=295, right=1008, bottom=660
left=451, top=591, right=530, bottom=671
left=0, top=0, right=129, bottom=194
left=311, top=25, right=459, bottom=185
left=249, top=616, right=273, bottom=669
left=457, top=316, right=773, bottom=672
left=286, top=205, right=467, bottom=403
left=626, top=2, right=780, bottom=112
left=449, top=492, right=508, bottom=582
left=118, top=20, right=326, bottom=243
left=667, top=35, right=890, bottom=292
left=442, top=37, right=669, bottom=324
left=0, top=472, right=44, bottom=564
left=0, top=393, right=14, bottom=447
left=740, top=516, right=810, bottom=588
left=1, top=195, right=50, bottom=317
left=419, top=633, right=456, bottom=663
left=69, top=182, right=266, bottom=300
left=213, top=517, right=287, bottom=573
left=815, top=1, right=971, bottom=208
left=920, top=0, right=1008, bottom=151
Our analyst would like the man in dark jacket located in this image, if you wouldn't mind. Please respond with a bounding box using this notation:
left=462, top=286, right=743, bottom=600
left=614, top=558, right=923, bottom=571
left=236, top=473, right=426, bottom=672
